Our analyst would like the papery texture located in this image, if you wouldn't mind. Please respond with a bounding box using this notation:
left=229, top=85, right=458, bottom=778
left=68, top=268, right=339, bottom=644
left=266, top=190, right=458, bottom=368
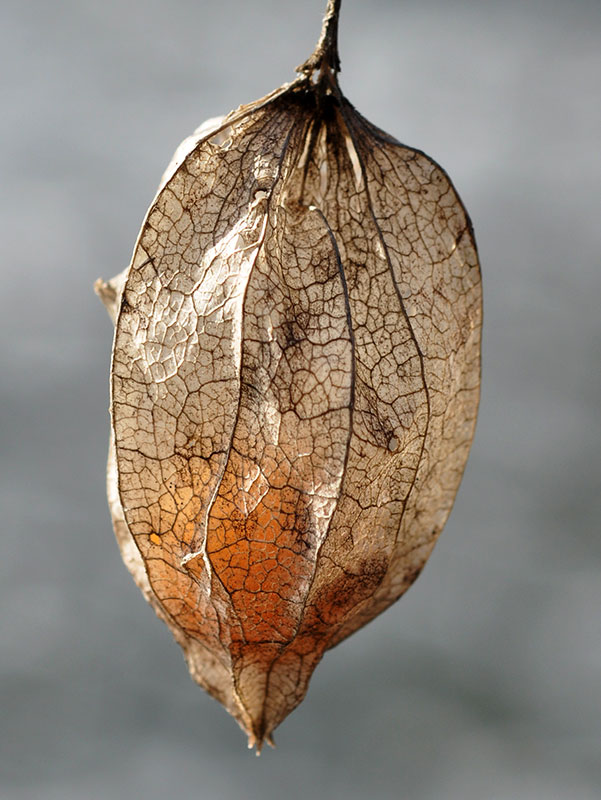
left=97, top=0, right=481, bottom=749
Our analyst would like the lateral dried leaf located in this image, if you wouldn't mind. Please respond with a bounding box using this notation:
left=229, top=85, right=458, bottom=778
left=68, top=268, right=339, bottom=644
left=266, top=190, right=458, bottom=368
left=96, top=0, right=482, bottom=750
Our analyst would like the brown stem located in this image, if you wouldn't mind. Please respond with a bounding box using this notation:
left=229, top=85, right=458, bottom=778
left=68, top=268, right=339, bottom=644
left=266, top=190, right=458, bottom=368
left=296, top=0, right=342, bottom=77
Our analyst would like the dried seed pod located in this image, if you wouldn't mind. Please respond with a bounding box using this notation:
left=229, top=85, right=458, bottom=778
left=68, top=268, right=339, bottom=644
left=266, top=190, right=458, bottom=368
left=96, top=0, right=482, bottom=750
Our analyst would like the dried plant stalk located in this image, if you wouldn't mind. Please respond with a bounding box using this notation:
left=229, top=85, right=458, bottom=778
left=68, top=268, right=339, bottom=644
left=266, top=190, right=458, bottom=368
left=96, top=0, right=482, bottom=750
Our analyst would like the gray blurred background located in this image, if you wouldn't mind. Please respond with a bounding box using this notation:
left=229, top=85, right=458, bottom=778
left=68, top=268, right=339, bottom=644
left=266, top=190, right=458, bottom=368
left=1, top=0, right=600, bottom=797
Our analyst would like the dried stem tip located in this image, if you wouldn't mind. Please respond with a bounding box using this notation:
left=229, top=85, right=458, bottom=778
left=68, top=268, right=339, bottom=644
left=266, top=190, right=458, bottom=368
left=297, top=0, right=342, bottom=77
